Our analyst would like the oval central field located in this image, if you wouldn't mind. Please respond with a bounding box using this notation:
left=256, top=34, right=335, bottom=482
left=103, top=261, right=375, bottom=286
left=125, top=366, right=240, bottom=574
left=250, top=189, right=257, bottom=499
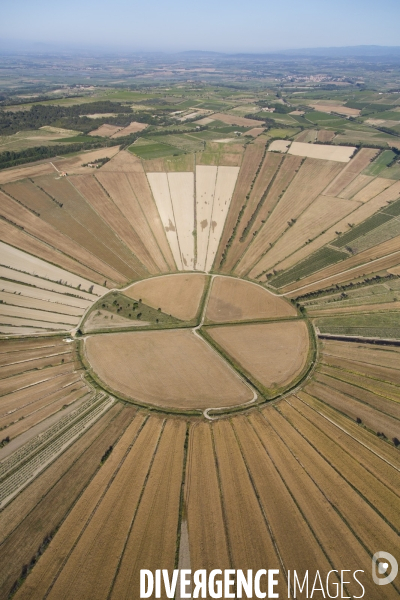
left=85, top=329, right=253, bottom=410
left=84, top=274, right=311, bottom=411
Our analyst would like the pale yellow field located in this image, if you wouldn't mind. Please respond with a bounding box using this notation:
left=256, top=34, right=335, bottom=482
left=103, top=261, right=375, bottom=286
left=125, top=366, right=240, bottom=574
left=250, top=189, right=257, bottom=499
left=289, top=142, right=356, bottom=162
left=268, top=139, right=291, bottom=153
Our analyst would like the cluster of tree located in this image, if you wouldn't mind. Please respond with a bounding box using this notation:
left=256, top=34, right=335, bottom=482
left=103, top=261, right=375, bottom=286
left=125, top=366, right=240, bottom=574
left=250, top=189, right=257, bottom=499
left=256, top=100, right=292, bottom=114
left=295, top=273, right=399, bottom=302
left=0, top=101, right=167, bottom=136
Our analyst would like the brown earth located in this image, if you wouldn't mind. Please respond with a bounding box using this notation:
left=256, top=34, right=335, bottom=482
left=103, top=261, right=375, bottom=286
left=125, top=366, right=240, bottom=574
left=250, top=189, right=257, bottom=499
left=323, top=148, right=379, bottom=197
left=206, top=276, right=296, bottom=323
left=206, top=320, right=309, bottom=391
left=85, top=329, right=253, bottom=409
left=110, top=419, right=186, bottom=600
left=214, top=143, right=265, bottom=270
left=14, top=409, right=142, bottom=600
left=123, top=273, right=207, bottom=321
left=185, top=422, right=230, bottom=574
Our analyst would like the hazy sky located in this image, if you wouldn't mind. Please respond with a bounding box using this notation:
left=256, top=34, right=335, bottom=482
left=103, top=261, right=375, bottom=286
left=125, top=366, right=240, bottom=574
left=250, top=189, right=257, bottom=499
left=1, top=0, right=399, bottom=52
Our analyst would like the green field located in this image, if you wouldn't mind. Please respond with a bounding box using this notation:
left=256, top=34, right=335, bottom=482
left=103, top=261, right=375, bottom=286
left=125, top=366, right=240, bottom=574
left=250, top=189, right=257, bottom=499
left=129, top=141, right=184, bottom=159
left=363, top=150, right=397, bottom=176
left=331, top=213, right=394, bottom=248
left=268, top=246, right=348, bottom=288
left=316, top=311, right=400, bottom=340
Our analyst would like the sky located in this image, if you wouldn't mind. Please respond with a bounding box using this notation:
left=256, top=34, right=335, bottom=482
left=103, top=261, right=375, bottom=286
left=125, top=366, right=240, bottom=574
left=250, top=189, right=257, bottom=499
left=1, top=0, right=400, bottom=53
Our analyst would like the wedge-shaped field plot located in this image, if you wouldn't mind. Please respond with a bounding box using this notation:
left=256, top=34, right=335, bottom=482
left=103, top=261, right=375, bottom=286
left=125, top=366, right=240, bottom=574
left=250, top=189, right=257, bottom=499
left=85, top=330, right=253, bottom=409
left=147, top=172, right=183, bottom=270
left=206, top=276, right=297, bottom=323
left=196, top=165, right=218, bottom=272
left=147, top=172, right=195, bottom=270
left=206, top=321, right=310, bottom=394
left=123, top=273, right=207, bottom=321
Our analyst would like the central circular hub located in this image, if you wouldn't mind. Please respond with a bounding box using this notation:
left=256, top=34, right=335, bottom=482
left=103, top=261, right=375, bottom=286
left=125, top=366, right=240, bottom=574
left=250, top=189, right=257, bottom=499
left=83, top=274, right=312, bottom=413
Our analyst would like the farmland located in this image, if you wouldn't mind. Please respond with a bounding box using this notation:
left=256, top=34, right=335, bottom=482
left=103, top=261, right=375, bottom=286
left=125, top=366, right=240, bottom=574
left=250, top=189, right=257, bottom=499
left=1, top=63, right=400, bottom=600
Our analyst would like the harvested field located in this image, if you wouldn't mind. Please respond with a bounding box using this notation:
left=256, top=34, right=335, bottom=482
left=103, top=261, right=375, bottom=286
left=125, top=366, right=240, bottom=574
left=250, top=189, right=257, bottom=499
left=294, top=130, right=317, bottom=143
left=214, top=143, right=265, bottom=270
left=85, top=329, right=253, bottom=409
left=338, top=174, right=375, bottom=199
left=251, top=195, right=360, bottom=275
left=212, top=419, right=281, bottom=594
left=83, top=309, right=150, bottom=332
left=13, top=408, right=141, bottom=600
left=99, top=149, right=143, bottom=172
left=273, top=182, right=400, bottom=275
left=123, top=273, right=207, bottom=320
left=68, top=175, right=149, bottom=279
left=268, top=139, right=291, bottom=153
left=323, top=148, right=379, bottom=197
left=321, top=338, right=400, bottom=369
left=126, top=171, right=176, bottom=270
left=2, top=386, right=89, bottom=441
left=195, top=165, right=218, bottom=272
left=32, top=174, right=142, bottom=278
left=206, top=321, right=309, bottom=392
left=0, top=362, right=77, bottom=397
left=233, top=416, right=333, bottom=577
left=283, top=234, right=400, bottom=295
left=223, top=152, right=282, bottom=271
left=246, top=159, right=343, bottom=278
left=95, top=171, right=166, bottom=272
left=235, top=154, right=303, bottom=276
left=43, top=417, right=163, bottom=600
left=297, top=390, right=400, bottom=465
left=185, top=423, right=230, bottom=573
left=0, top=291, right=83, bottom=317
left=317, top=129, right=335, bottom=142
left=0, top=220, right=112, bottom=288
left=289, top=142, right=356, bottom=162
left=258, top=409, right=399, bottom=600
left=314, top=371, right=400, bottom=422
left=1, top=179, right=135, bottom=281
left=111, top=121, right=148, bottom=137
left=110, top=419, right=186, bottom=600
left=146, top=172, right=182, bottom=269
left=88, top=124, right=122, bottom=137
left=0, top=304, right=78, bottom=326
left=0, top=403, right=132, bottom=599
left=351, top=177, right=394, bottom=203
left=206, top=276, right=296, bottom=323
left=0, top=162, right=56, bottom=185
left=305, top=380, right=400, bottom=440
left=310, top=104, right=360, bottom=116
left=212, top=113, right=262, bottom=126
left=0, top=279, right=92, bottom=310
left=321, top=353, right=400, bottom=386
left=280, top=398, right=400, bottom=529
left=245, top=127, right=265, bottom=137
left=55, top=146, right=120, bottom=175
left=0, top=190, right=123, bottom=286
left=0, top=241, right=105, bottom=296
left=167, top=172, right=195, bottom=270
left=206, top=166, right=240, bottom=271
